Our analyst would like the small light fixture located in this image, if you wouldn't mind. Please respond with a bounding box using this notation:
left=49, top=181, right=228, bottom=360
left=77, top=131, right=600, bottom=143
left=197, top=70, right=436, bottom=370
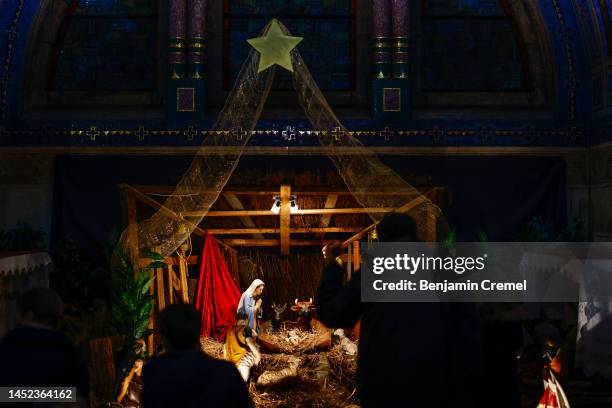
left=270, top=195, right=299, bottom=214
left=270, top=196, right=281, bottom=214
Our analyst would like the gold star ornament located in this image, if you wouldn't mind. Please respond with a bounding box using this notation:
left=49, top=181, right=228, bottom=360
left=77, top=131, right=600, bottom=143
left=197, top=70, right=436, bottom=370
left=247, top=19, right=303, bottom=73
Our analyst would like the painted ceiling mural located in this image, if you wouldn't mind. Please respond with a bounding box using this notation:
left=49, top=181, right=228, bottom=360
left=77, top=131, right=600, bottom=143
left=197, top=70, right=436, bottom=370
left=0, top=0, right=603, bottom=146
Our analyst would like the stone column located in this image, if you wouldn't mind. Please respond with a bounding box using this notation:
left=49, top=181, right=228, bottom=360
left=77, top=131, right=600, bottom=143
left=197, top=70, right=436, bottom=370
left=372, top=0, right=391, bottom=79
left=391, top=0, right=409, bottom=79
left=188, top=0, right=206, bottom=79
left=168, top=0, right=187, bottom=79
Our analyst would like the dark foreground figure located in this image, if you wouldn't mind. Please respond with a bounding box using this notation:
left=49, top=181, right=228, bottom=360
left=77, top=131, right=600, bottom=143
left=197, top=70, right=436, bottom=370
left=0, top=288, right=89, bottom=406
left=317, top=213, right=484, bottom=408
left=142, top=303, right=252, bottom=408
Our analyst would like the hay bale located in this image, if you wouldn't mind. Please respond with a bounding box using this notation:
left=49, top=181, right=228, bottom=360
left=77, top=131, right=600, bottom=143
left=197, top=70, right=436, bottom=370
left=199, top=337, right=224, bottom=359
left=256, top=356, right=300, bottom=388
left=200, top=329, right=359, bottom=408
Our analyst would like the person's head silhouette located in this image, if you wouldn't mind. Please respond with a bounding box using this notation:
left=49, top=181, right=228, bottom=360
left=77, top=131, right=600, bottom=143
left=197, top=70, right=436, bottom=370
left=377, top=213, right=419, bottom=242
left=19, top=288, right=63, bottom=328
left=158, top=303, right=201, bottom=351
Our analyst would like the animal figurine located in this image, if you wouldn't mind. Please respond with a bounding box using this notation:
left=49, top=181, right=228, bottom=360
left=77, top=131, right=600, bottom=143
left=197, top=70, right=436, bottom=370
left=271, top=302, right=287, bottom=332
left=282, top=298, right=316, bottom=331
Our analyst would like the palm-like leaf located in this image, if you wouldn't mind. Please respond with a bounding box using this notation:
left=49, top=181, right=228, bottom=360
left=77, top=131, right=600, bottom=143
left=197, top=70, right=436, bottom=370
left=110, top=250, right=156, bottom=347
left=143, top=250, right=165, bottom=261
left=144, top=261, right=167, bottom=270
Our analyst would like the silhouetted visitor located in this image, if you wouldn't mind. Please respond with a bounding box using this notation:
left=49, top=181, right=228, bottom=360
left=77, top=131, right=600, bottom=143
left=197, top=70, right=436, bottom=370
left=141, top=303, right=252, bottom=408
left=317, top=213, right=484, bottom=407
left=0, top=287, right=89, bottom=405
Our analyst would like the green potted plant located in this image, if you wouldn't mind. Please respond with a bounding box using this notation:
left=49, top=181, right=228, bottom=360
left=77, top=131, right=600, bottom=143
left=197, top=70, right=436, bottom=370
left=110, top=250, right=164, bottom=349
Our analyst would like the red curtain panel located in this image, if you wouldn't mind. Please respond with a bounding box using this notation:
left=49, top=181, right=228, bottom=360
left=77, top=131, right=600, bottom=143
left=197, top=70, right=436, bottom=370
left=195, top=232, right=241, bottom=340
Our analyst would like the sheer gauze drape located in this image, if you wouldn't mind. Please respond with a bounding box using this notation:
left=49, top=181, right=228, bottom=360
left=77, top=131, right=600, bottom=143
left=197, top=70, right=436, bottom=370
left=118, top=20, right=444, bottom=257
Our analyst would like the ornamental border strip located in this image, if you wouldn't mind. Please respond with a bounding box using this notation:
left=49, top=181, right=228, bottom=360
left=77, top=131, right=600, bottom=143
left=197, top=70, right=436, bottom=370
left=0, top=125, right=585, bottom=145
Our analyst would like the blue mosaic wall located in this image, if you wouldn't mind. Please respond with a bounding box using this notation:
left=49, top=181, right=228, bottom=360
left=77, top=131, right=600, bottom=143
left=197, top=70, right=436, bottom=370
left=52, top=0, right=157, bottom=91
left=225, top=0, right=354, bottom=90
left=0, top=0, right=598, bottom=145
left=72, top=0, right=155, bottom=15
left=596, top=0, right=612, bottom=57
left=574, top=0, right=612, bottom=131
left=228, top=0, right=350, bottom=15
left=422, top=20, right=525, bottom=91
left=574, top=0, right=601, bottom=63
left=422, top=0, right=527, bottom=91
left=424, top=0, right=503, bottom=16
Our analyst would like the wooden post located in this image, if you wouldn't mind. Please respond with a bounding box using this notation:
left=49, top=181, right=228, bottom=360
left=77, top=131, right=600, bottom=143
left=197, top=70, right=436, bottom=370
left=280, top=184, right=291, bottom=255
left=120, top=183, right=234, bottom=253
left=148, top=246, right=162, bottom=353
left=147, top=268, right=155, bottom=354
left=167, top=264, right=174, bottom=305
left=125, top=190, right=139, bottom=273
left=178, top=255, right=190, bottom=303
left=347, top=242, right=352, bottom=281
left=156, top=266, right=166, bottom=311
left=353, top=240, right=360, bottom=272
left=89, top=337, right=116, bottom=401
left=147, top=264, right=157, bottom=355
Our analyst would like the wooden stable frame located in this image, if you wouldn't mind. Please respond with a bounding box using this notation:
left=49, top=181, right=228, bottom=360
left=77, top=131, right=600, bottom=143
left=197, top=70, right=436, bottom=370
left=120, top=183, right=444, bottom=350
left=121, top=183, right=444, bottom=255
left=137, top=254, right=198, bottom=353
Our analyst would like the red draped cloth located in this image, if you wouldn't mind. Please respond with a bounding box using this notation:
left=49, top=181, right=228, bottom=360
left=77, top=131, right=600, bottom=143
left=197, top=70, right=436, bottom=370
left=194, top=233, right=241, bottom=341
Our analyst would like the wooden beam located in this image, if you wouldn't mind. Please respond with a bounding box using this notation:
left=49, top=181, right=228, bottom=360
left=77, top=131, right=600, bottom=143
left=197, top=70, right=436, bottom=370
left=167, top=265, right=174, bottom=304
left=223, top=239, right=334, bottom=247
left=169, top=268, right=181, bottom=291
left=317, top=194, right=339, bottom=239
left=353, top=240, right=360, bottom=272
left=291, top=207, right=397, bottom=215
left=156, top=267, right=165, bottom=311
left=153, top=247, right=165, bottom=316
left=186, top=207, right=397, bottom=217
left=207, top=228, right=280, bottom=234
left=177, top=256, right=190, bottom=303
left=185, top=210, right=275, bottom=217
left=342, top=223, right=377, bottom=248
left=293, top=226, right=360, bottom=233
left=347, top=242, right=352, bottom=281
left=280, top=185, right=291, bottom=255
left=203, top=227, right=360, bottom=235
left=120, top=184, right=206, bottom=237
left=341, top=189, right=439, bottom=248
left=146, top=266, right=155, bottom=355
left=224, top=193, right=264, bottom=239
left=127, top=185, right=444, bottom=196
left=119, top=184, right=236, bottom=252
left=395, top=194, right=429, bottom=214
left=138, top=255, right=199, bottom=268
